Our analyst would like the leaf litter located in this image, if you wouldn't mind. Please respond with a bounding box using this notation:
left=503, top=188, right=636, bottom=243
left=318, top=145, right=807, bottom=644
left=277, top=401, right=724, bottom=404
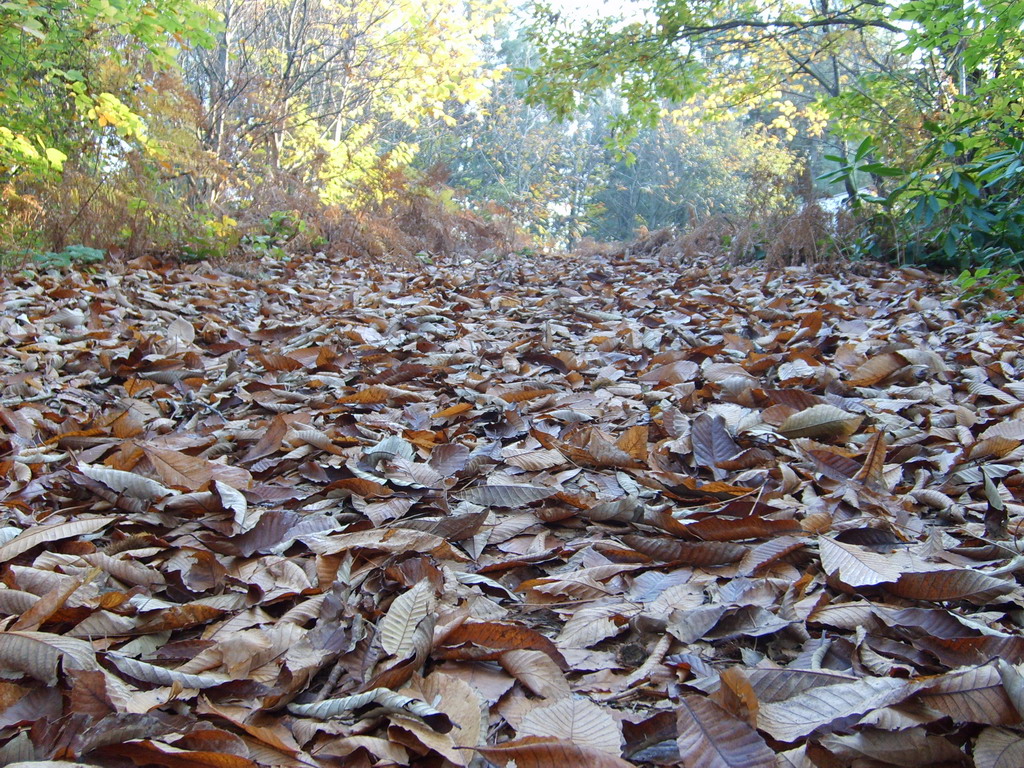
left=1, top=250, right=1024, bottom=766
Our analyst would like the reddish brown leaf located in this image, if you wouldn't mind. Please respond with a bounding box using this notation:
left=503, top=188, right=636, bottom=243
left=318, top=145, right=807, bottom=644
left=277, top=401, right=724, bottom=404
left=472, top=736, right=634, bottom=768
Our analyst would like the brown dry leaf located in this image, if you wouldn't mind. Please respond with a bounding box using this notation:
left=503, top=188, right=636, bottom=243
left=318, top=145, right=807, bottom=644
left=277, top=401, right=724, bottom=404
left=676, top=694, right=774, bottom=768
left=918, top=664, right=1021, bottom=726
left=96, top=741, right=259, bottom=768
left=438, top=622, right=567, bottom=668
left=691, top=414, right=740, bottom=480
left=887, top=569, right=1015, bottom=604
left=9, top=575, right=87, bottom=631
left=846, top=352, right=907, bottom=387
left=716, top=667, right=759, bottom=727
left=777, top=405, right=862, bottom=440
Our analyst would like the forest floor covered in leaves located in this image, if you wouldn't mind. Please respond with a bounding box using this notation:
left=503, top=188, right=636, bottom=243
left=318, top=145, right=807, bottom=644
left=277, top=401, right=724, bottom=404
left=3, top=247, right=1024, bottom=768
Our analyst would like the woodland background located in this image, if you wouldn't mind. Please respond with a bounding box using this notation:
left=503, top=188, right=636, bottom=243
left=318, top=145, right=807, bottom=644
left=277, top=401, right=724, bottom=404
left=1, top=0, right=1022, bottom=280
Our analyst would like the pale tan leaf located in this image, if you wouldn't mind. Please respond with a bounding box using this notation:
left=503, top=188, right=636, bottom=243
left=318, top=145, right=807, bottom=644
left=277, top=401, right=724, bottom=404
left=0, top=517, right=117, bottom=563
left=305, top=529, right=468, bottom=561
left=167, top=316, right=196, bottom=345
left=555, top=605, right=631, bottom=649
left=676, top=695, right=774, bottom=768
left=379, top=579, right=435, bottom=660
left=455, top=484, right=557, bottom=507
left=0, top=589, right=39, bottom=614
left=67, top=610, right=139, bottom=637
left=757, top=677, right=910, bottom=741
left=78, top=463, right=172, bottom=501
left=520, top=697, right=622, bottom=755
left=142, top=446, right=215, bottom=491
left=818, top=537, right=904, bottom=587
left=975, top=727, right=1024, bottom=768
left=215, top=479, right=256, bottom=533
left=500, top=649, right=571, bottom=699
left=581, top=430, right=638, bottom=468
left=997, top=658, right=1024, bottom=718
left=639, top=360, right=699, bottom=383
left=291, top=426, right=337, bottom=452
left=981, top=419, right=1024, bottom=441
left=503, top=448, right=568, bottom=471
left=819, top=728, right=964, bottom=767
left=0, top=631, right=100, bottom=684
left=80, top=552, right=165, bottom=589
left=778, top=405, right=862, bottom=440
left=389, top=672, right=483, bottom=765
left=910, top=488, right=956, bottom=510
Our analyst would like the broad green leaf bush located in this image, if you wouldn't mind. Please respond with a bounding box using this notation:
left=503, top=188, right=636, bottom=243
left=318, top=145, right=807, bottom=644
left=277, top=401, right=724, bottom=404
left=2, top=243, right=106, bottom=272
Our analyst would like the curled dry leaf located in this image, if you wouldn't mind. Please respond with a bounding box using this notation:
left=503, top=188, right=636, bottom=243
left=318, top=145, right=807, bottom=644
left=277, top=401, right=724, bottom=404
left=106, top=652, right=231, bottom=689
left=288, top=687, right=453, bottom=732
left=77, top=464, right=173, bottom=502
left=499, top=649, right=571, bottom=700
left=777, top=405, right=863, bottom=440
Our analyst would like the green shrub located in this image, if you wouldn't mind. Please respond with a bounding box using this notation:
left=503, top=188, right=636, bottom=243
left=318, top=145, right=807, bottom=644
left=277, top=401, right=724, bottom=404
left=28, top=244, right=106, bottom=271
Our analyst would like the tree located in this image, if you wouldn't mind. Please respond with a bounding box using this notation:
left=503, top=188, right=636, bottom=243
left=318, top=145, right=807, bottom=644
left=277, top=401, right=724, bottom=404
left=523, top=0, right=901, bottom=145
left=181, top=0, right=502, bottom=206
left=407, top=29, right=613, bottom=245
left=0, top=0, right=216, bottom=178
left=524, top=0, right=1024, bottom=269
